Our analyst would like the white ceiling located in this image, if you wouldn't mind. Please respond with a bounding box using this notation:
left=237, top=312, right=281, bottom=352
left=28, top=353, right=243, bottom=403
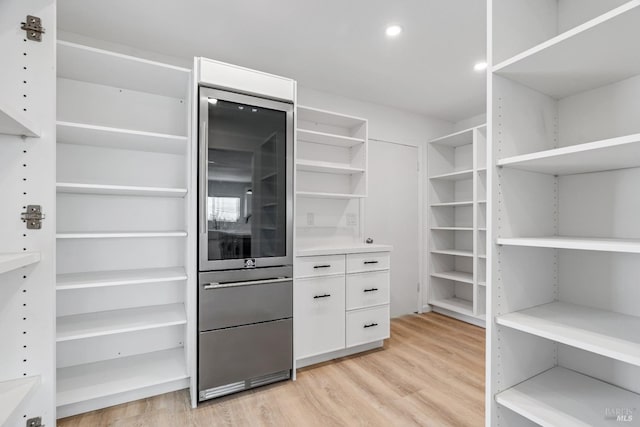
left=58, top=0, right=486, bottom=122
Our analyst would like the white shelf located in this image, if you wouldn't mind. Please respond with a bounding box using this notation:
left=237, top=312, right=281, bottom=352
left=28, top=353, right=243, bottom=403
left=57, top=121, right=187, bottom=155
left=296, top=159, right=365, bottom=175
left=56, top=182, right=187, bottom=198
left=57, top=303, right=186, bottom=342
left=430, top=249, right=474, bottom=258
left=497, top=133, right=640, bottom=175
left=431, top=227, right=473, bottom=231
left=493, top=3, right=640, bottom=98
left=296, top=129, right=364, bottom=148
left=296, top=191, right=365, bottom=200
left=430, top=201, right=473, bottom=208
left=0, top=102, right=40, bottom=137
left=0, top=376, right=40, bottom=426
left=57, top=347, right=187, bottom=407
left=496, top=367, right=640, bottom=427
left=497, top=301, right=640, bottom=366
left=431, top=271, right=474, bottom=284
left=478, top=281, right=486, bottom=287
left=429, top=169, right=474, bottom=181
left=430, top=297, right=474, bottom=316
left=57, top=267, right=187, bottom=291
left=429, top=127, right=474, bottom=147
left=57, top=41, right=190, bottom=99
left=497, top=236, right=640, bottom=254
left=56, top=231, right=188, bottom=239
left=297, top=105, right=366, bottom=129
left=0, top=252, right=41, bottom=275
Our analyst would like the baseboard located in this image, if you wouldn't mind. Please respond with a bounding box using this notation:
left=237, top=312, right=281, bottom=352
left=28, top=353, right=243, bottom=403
left=430, top=306, right=486, bottom=328
left=295, top=341, right=384, bottom=369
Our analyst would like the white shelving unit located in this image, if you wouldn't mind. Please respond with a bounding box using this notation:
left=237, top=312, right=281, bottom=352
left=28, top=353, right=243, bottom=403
left=488, top=1, right=640, bottom=425
left=55, top=40, right=193, bottom=418
left=425, top=124, right=486, bottom=326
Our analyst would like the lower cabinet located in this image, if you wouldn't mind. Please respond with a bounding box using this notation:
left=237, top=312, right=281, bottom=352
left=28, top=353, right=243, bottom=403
left=295, top=250, right=391, bottom=366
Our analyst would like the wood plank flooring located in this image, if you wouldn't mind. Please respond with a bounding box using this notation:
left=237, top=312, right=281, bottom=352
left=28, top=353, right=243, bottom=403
left=58, top=312, right=485, bottom=427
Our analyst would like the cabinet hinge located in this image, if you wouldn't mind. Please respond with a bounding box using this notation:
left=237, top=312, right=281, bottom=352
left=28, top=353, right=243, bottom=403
left=21, top=205, right=45, bottom=229
left=21, top=15, right=45, bottom=42
left=27, top=417, right=43, bottom=427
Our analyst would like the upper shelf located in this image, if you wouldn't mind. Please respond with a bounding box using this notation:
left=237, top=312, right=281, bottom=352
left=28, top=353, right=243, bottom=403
left=297, top=129, right=364, bottom=147
left=297, top=105, right=366, bottom=129
left=497, top=236, right=640, bottom=254
left=57, top=121, right=187, bottom=154
left=493, top=3, right=640, bottom=98
left=0, top=376, right=40, bottom=426
left=296, top=159, right=364, bottom=175
left=57, top=267, right=187, bottom=291
left=57, top=40, right=190, bottom=99
left=57, top=182, right=187, bottom=198
left=429, top=126, right=479, bottom=147
left=0, top=102, right=40, bottom=138
left=296, top=191, right=365, bottom=200
left=57, top=231, right=188, bottom=239
left=0, top=253, right=41, bottom=275
left=498, top=133, right=640, bottom=175
left=429, top=169, right=474, bottom=181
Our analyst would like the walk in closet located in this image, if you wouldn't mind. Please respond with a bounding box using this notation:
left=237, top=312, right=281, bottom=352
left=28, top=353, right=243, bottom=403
left=487, top=1, right=640, bottom=425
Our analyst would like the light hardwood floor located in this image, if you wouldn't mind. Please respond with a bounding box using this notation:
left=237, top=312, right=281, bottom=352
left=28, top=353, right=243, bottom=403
left=58, top=313, right=485, bottom=427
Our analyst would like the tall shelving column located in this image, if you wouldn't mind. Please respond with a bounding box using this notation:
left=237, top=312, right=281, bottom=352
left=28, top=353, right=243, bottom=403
left=0, top=1, right=56, bottom=425
left=425, top=125, right=486, bottom=327
left=488, top=1, right=640, bottom=425
left=55, top=41, right=194, bottom=418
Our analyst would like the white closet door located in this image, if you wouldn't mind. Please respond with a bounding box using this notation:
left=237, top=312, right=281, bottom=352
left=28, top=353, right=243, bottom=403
left=365, top=140, right=419, bottom=317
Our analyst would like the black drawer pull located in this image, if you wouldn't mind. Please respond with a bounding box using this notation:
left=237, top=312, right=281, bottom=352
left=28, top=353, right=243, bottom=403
left=363, top=288, right=379, bottom=293
left=364, top=261, right=379, bottom=265
left=313, top=294, right=331, bottom=299
left=364, top=322, right=378, bottom=328
left=313, top=264, right=331, bottom=269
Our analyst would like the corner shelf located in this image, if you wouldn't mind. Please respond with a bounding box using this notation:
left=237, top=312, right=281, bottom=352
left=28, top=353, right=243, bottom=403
left=56, top=121, right=187, bottom=155
left=429, top=127, right=474, bottom=147
left=56, top=267, right=187, bottom=291
left=56, top=231, right=188, bottom=239
left=429, top=169, right=474, bottom=181
left=431, top=271, right=474, bottom=284
left=57, top=303, right=186, bottom=342
left=296, top=191, right=365, bottom=200
left=493, top=3, right=640, bottom=98
left=496, top=301, right=640, bottom=366
left=0, top=253, right=41, bottom=275
left=296, top=129, right=364, bottom=148
left=56, top=182, right=187, bottom=198
left=496, top=367, right=640, bottom=427
left=497, top=236, right=640, bottom=254
left=296, top=160, right=364, bottom=175
left=0, top=102, right=40, bottom=137
left=430, top=249, right=473, bottom=258
left=0, top=376, right=40, bottom=426
left=497, top=133, right=640, bottom=175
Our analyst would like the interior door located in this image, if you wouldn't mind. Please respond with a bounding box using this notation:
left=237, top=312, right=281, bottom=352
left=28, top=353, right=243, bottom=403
left=365, top=140, right=420, bottom=317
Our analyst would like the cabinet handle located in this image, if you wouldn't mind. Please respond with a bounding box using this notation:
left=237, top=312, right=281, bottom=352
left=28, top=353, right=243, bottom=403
left=313, top=294, right=331, bottom=299
left=364, top=322, right=378, bottom=328
left=363, top=288, right=379, bottom=293
left=364, top=261, right=379, bottom=265
left=313, top=264, right=331, bottom=269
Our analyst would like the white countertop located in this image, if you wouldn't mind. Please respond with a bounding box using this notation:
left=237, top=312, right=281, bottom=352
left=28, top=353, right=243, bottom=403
left=296, top=244, right=392, bottom=257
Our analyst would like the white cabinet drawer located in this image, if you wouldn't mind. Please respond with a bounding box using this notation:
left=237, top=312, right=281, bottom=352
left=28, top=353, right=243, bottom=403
left=346, top=252, right=390, bottom=273
left=296, top=255, right=345, bottom=278
left=346, top=305, right=390, bottom=348
left=295, top=276, right=345, bottom=359
left=346, top=270, right=390, bottom=310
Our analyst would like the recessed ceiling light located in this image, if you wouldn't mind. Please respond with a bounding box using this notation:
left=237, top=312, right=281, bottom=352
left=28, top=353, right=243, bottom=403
left=474, top=61, right=488, bottom=72
left=385, top=25, right=403, bottom=37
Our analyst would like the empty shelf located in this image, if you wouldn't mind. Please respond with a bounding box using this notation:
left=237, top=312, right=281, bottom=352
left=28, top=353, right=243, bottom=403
left=0, top=253, right=40, bottom=275
left=57, top=41, right=190, bottom=99
left=431, top=227, right=473, bottom=231
left=297, top=105, right=366, bottom=129
left=296, top=191, right=365, bottom=199
left=497, top=236, right=640, bottom=254
left=57, top=347, right=187, bottom=407
left=297, top=129, right=364, bottom=147
left=57, top=231, right=188, bottom=239
left=496, top=301, right=640, bottom=366
left=0, top=376, right=40, bottom=426
left=430, top=297, right=473, bottom=316
left=57, top=267, right=187, bottom=291
left=430, top=201, right=473, bottom=207
left=429, top=127, right=474, bottom=147
left=431, top=271, right=474, bottom=284
left=429, top=170, right=474, bottom=181
left=493, top=3, right=640, bottom=98
left=0, top=102, right=40, bottom=137
left=496, top=367, right=640, bottom=427
left=57, top=182, right=187, bottom=197
left=57, top=303, right=186, bottom=342
left=431, top=249, right=474, bottom=258
left=497, top=133, right=640, bottom=175
left=56, top=121, right=187, bottom=154
left=296, top=160, right=365, bottom=174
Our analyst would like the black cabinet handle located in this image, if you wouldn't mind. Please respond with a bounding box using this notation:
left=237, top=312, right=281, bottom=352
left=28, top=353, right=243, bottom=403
left=364, top=322, right=378, bottom=328
left=313, top=264, right=331, bottom=269
left=313, top=294, right=331, bottom=299
left=363, top=288, right=379, bottom=293
left=364, top=261, right=379, bottom=265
